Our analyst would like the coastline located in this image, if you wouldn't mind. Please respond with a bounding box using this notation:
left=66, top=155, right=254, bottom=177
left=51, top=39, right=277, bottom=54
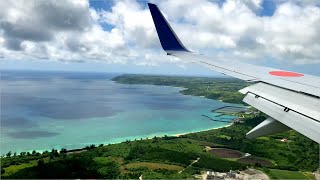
left=4, top=123, right=233, bottom=155
left=72, top=123, right=232, bottom=152
left=175, top=123, right=232, bottom=137
left=128, top=122, right=232, bottom=140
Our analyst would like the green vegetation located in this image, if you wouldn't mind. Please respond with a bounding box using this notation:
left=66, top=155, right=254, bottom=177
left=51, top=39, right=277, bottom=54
left=265, top=169, right=309, bottom=179
left=2, top=115, right=318, bottom=179
left=193, top=154, right=245, bottom=171
left=183, top=115, right=319, bottom=171
left=113, top=74, right=250, bottom=104
left=2, top=160, right=38, bottom=176
left=123, top=162, right=184, bottom=171
left=1, top=75, right=318, bottom=179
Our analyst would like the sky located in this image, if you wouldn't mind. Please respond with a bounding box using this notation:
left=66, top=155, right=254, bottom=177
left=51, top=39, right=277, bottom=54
left=0, top=0, right=320, bottom=76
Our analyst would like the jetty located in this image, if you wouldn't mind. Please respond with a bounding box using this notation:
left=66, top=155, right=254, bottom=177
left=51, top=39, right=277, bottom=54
left=201, top=115, right=232, bottom=123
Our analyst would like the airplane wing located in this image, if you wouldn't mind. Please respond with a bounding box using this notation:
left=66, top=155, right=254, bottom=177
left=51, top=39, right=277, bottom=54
left=148, top=3, right=320, bottom=143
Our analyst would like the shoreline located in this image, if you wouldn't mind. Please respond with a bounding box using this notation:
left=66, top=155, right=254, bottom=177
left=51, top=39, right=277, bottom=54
left=68, top=123, right=232, bottom=152
left=1, top=123, right=233, bottom=156
left=175, top=123, right=232, bottom=137
left=66, top=123, right=233, bottom=154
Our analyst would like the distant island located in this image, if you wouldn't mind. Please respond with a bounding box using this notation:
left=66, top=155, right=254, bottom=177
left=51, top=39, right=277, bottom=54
left=112, top=74, right=250, bottom=104
left=1, top=74, right=318, bottom=179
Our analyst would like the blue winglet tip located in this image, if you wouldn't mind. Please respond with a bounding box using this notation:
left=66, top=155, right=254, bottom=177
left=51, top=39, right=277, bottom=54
left=148, top=3, right=189, bottom=52
left=147, top=3, right=155, bottom=7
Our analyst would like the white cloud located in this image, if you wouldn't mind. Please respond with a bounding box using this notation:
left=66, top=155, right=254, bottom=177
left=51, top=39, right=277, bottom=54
left=0, top=0, right=319, bottom=67
left=156, top=0, right=320, bottom=64
left=100, top=0, right=159, bottom=48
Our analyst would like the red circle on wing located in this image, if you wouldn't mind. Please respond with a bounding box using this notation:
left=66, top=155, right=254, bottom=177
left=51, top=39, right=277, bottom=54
left=269, top=71, right=304, bottom=77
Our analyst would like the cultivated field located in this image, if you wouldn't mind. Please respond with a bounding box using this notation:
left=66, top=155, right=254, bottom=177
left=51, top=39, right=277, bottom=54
left=237, top=157, right=273, bottom=166
left=209, top=148, right=243, bottom=158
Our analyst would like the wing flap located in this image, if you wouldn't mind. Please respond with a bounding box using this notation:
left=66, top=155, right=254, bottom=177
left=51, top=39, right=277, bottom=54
left=243, top=92, right=320, bottom=143
left=240, top=83, right=320, bottom=121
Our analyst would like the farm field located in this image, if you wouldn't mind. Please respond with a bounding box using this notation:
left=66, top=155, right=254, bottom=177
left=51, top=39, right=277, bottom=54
left=267, top=169, right=309, bottom=179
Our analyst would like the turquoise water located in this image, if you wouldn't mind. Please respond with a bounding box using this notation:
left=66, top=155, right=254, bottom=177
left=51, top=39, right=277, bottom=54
left=0, top=71, right=241, bottom=154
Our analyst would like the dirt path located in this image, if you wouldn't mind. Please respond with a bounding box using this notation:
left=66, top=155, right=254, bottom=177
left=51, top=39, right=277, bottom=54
left=178, top=157, right=200, bottom=173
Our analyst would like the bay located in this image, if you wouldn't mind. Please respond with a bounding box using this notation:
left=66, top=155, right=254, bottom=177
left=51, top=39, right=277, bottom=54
left=0, top=71, right=240, bottom=154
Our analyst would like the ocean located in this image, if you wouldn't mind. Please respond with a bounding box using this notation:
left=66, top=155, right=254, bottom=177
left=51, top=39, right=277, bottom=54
left=0, top=70, right=240, bottom=154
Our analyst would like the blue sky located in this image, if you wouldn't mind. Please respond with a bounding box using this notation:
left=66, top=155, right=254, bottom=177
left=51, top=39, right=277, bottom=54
left=0, top=0, right=319, bottom=76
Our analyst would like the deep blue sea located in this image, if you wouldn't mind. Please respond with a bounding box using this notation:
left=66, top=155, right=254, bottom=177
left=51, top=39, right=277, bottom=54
left=0, top=71, right=240, bottom=154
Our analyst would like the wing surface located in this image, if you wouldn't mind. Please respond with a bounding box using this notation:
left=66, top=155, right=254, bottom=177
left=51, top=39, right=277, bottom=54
left=148, top=3, right=320, bottom=143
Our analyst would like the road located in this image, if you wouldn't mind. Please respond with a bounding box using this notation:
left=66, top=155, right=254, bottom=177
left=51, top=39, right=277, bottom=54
left=178, top=157, right=200, bottom=174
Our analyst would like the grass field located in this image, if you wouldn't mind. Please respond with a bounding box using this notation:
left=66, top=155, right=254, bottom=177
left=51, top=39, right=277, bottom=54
left=268, top=169, right=309, bottom=179
left=93, top=157, right=115, bottom=165
left=123, top=162, right=184, bottom=171
left=3, top=160, right=37, bottom=176
left=218, top=135, right=231, bottom=140
left=257, top=137, right=270, bottom=141
left=94, top=156, right=124, bottom=166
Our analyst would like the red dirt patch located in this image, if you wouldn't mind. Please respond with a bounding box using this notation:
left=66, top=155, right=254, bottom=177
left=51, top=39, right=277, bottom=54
left=209, top=148, right=243, bottom=158
left=237, top=157, right=273, bottom=167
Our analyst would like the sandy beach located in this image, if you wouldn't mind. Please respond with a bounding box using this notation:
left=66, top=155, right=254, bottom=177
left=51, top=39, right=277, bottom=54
left=175, top=123, right=233, bottom=137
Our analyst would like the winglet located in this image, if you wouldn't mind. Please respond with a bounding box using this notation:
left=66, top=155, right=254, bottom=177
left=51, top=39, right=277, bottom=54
left=148, top=3, right=189, bottom=52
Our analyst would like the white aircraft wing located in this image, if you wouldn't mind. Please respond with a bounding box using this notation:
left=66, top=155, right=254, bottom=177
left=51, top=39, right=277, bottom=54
left=148, top=3, right=320, bottom=143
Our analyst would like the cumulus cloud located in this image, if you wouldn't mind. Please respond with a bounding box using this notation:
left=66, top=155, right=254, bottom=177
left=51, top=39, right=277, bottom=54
left=0, top=0, right=319, bottom=66
left=0, top=1, right=91, bottom=49
left=157, top=0, right=320, bottom=64
left=101, top=0, right=159, bottom=48
left=0, top=0, right=129, bottom=63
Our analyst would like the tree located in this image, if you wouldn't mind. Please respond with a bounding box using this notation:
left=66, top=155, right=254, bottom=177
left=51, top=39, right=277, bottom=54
left=6, top=151, right=12, bottom=157
left=42, top=150, right=49, bottom=155
left=61, top=153, right=67, bottom=159
left=13, top=152, right=17, bottom=157
left=254, top=163, right=262, bottom=168
left=152, top=136, right=158, bottom=143
left=60, top=148, right=67, bottom=153
left=54, top=150, right=59, bottom=157
left=1, top=168, right=5, bottom=175
left=37, top=159, right=44, bottom=166
left=98, top=144, right=104, bottom=147
left=32, top=150, right=36, bottom=155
